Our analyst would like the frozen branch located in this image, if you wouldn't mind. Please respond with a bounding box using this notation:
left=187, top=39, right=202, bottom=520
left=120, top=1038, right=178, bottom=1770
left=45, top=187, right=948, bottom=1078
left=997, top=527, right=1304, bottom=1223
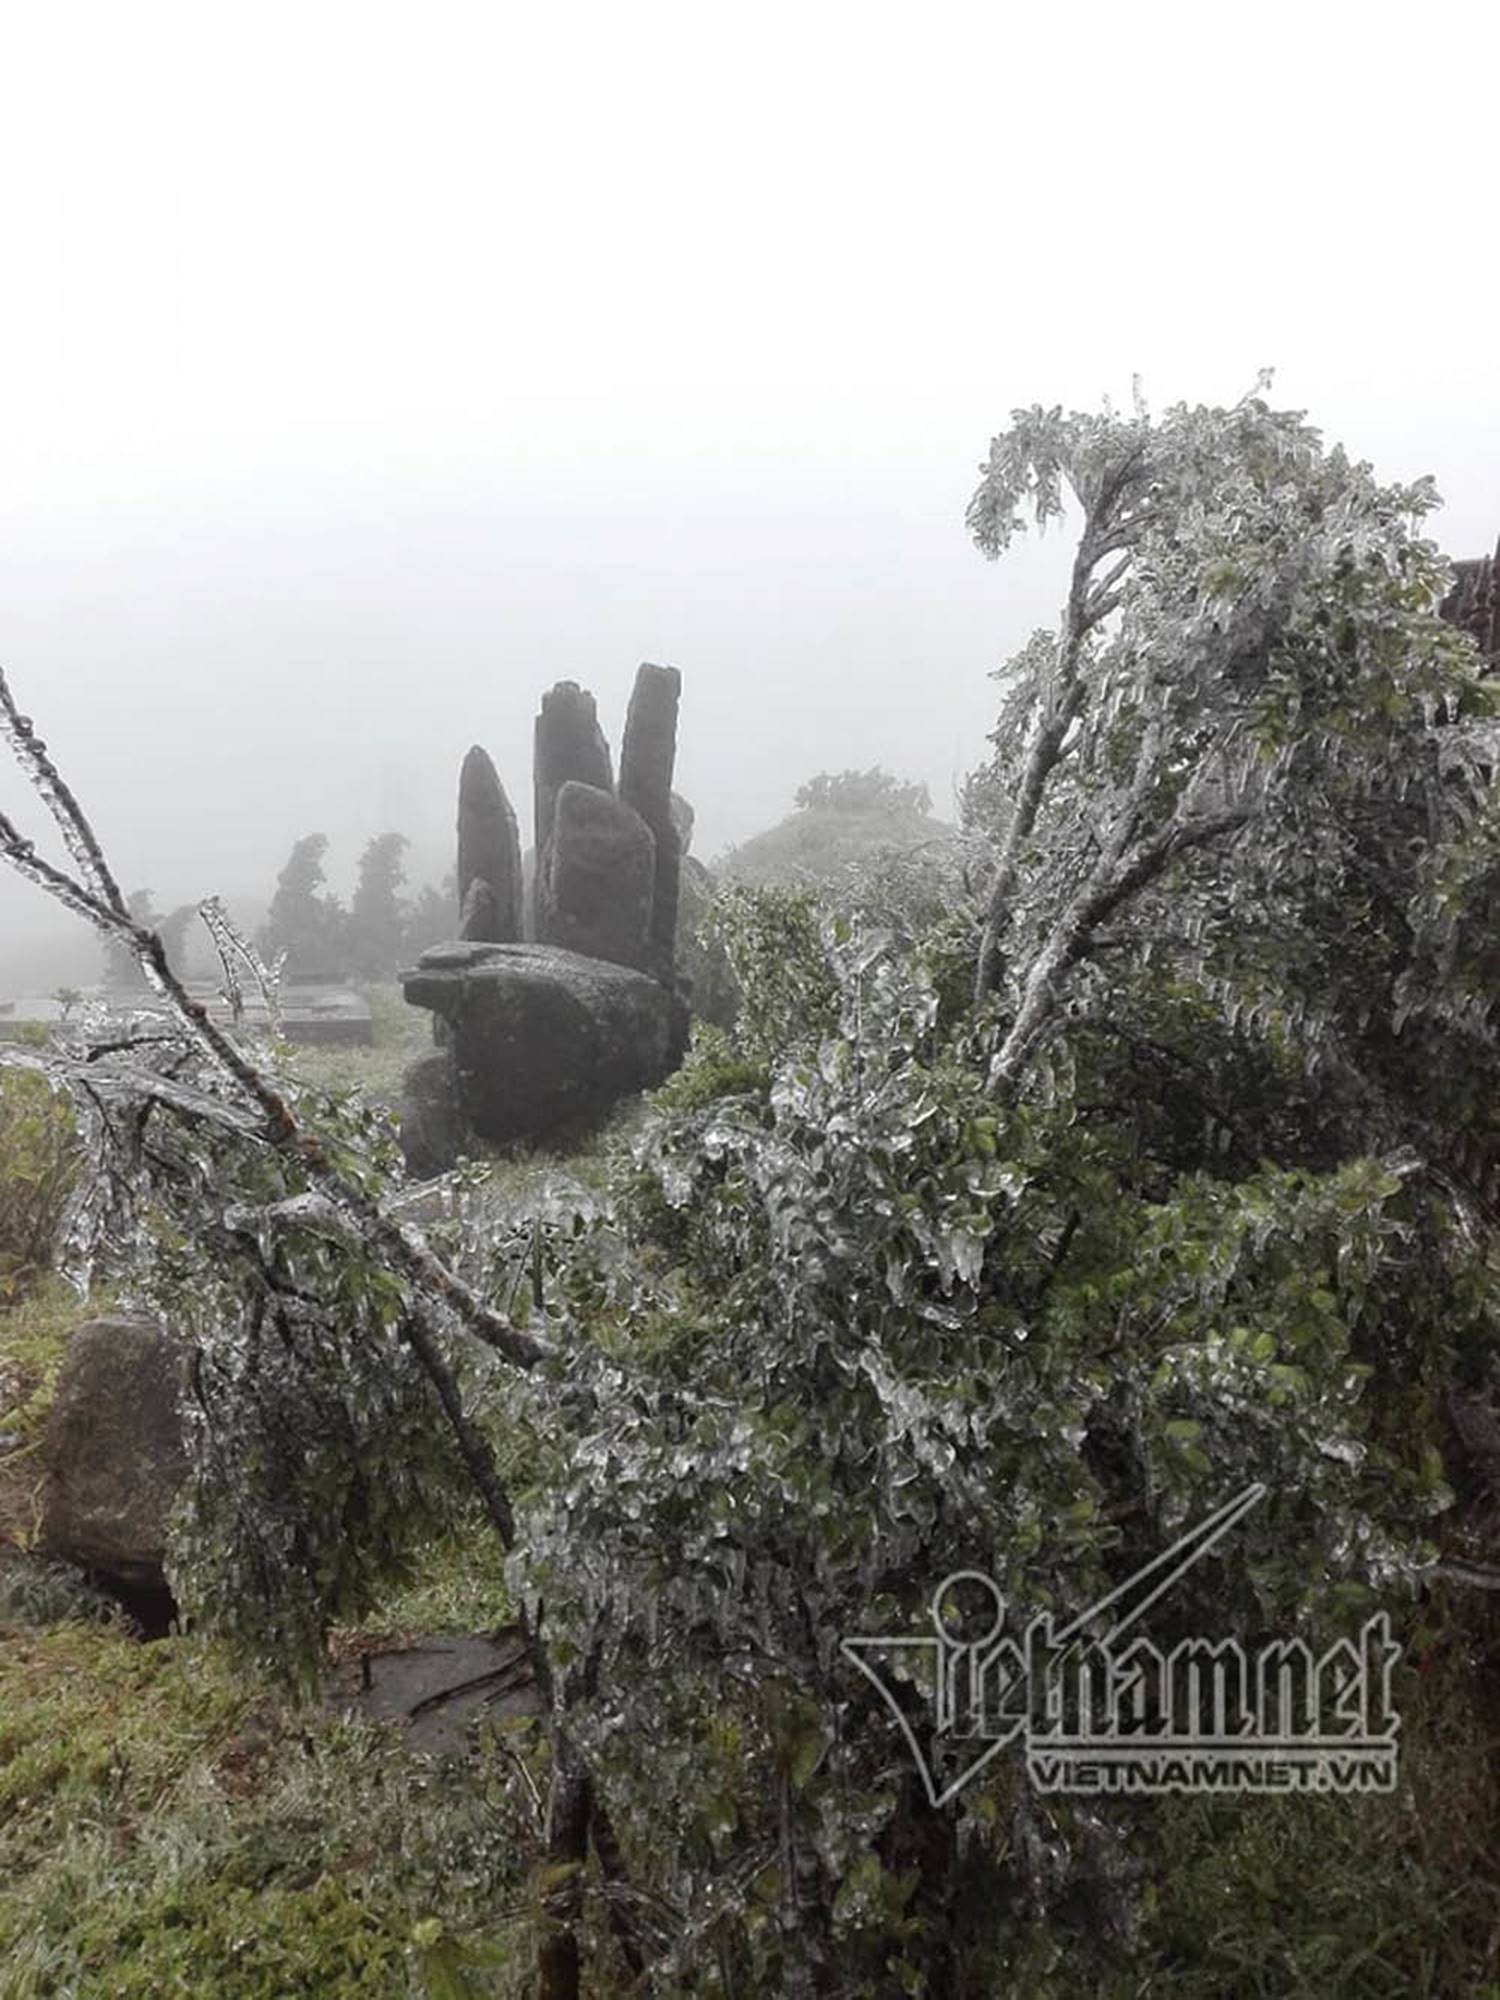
left=986, top=801, right=1255, bottom=1095
left=973, top=481, right=1150, bottom=1005
left=1429, top=1558, right=1500, bottom=1592
left=0, top=668, right=547, bottom=1374
left=199, top=894, right=286, bottom=1037
left=0, top=803, right=121, bottom=933
left=0, top=674, right=128, bottom=912
left=221, top=1192, right=558, bottom=1367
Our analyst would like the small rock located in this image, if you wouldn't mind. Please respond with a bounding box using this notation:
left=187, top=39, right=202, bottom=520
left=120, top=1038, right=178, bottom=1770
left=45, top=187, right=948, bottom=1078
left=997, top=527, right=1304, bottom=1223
left=41, top=1315, right=189, bottom=1601
left=399, top=1049, right=470, bottom=1180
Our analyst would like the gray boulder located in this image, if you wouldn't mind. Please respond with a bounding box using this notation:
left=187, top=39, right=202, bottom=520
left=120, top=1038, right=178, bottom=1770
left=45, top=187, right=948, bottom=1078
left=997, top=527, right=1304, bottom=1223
left=400, top=1048, right=470, bottom=1179
left=41, top=1315, right=189, bottom=1596
left=539, top=781, right=655, bottom=970
left=670, top=791, right=695, bottom=858
left=459, top=875, right=503, bottom=942
left=401, top=941, right=689, bottom=1157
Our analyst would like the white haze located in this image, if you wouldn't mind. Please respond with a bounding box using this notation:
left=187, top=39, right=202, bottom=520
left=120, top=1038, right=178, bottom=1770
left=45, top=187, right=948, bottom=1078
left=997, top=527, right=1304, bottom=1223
left=2, top=0, right=1497, bottom=985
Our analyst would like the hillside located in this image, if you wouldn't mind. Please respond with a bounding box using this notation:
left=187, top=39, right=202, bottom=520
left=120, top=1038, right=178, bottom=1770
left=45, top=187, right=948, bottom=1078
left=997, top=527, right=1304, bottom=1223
left=717, top=803, right=956, bottom=889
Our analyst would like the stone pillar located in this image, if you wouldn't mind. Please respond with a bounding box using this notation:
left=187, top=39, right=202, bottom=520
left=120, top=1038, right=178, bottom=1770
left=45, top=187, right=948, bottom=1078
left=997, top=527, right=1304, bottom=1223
left=619, top=662, right=682, bottom=980
left=457, top=746, right=522, bottom=942
left=542, top=781, right=655, bottom=969
left=533, top=684, right=616, bottom=943
left=459, top=876, right=503, bottom=942
left=534, top=683, right=614, bottom=857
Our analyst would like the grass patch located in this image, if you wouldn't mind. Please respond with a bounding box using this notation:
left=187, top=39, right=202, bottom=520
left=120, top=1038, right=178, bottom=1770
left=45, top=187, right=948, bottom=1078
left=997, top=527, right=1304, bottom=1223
left=332, top=1512, right=515, bottom=1648
left=473, top=1098, right=645, bottom=1194
left=283, top=984, right=434, bottom=1113
left=1119, top=1595, right=1500, bottom=1998
left=0, top=1621, right=535, bottom=1999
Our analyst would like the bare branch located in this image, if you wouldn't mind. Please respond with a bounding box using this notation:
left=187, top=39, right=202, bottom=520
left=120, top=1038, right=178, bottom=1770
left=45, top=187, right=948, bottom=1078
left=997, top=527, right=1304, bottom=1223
left=1083, top=548, right=1134, bottom=624
left=83, top=1031, right=197, bottom=1061
left=70, top=1060, right=270, bottom=1139
left=973, top=642, right=1090, bottom=1000
left=973, top=473, right=1153, bottom=1004
left=220, top=1192, right=558, bottom=1367
left=223, top=1190, right=379, bottom=1238
left=398, top=1312, right=518, bottom=1550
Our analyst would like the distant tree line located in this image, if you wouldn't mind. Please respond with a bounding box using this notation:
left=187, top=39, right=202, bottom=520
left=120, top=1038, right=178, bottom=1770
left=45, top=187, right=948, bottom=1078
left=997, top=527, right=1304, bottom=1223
left=257, top=832, right=452, bottom=980
left=101, top=838, right=455, bottom=990
left=794, top=765, right=932, bottom=816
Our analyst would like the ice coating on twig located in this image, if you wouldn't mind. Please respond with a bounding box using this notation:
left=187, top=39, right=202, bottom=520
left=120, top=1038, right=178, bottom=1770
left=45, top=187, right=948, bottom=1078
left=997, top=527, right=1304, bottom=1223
left=199, top=894, right=287, bottom=1041
left=0, top=666, right=127, bottom=915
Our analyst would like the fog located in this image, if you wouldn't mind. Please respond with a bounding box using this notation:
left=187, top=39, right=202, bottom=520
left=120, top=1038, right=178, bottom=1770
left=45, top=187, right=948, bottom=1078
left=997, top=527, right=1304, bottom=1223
left=3, top=1, right=1497, bottom=988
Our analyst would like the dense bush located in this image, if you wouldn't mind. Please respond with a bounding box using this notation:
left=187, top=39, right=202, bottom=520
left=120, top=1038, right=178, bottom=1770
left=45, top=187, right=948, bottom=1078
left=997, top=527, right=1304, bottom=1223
left=517, top=914, right=1486, bottom=1993
left=0, top=1551, right=119, bottom=1629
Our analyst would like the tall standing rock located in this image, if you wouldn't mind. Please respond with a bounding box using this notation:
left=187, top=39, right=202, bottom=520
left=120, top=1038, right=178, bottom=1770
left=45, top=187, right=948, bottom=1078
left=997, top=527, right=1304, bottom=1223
left=534, top=684, right=614, bottom=855
left=459, top=876, right=503, bottom=943
left=619, top=662, right=682, bottom=980
left=397, top=666, right=693, bottom=1173
left=533, top=684, right=615, bottom=939
left=543, top=781, right=655, bottom=968
left=457, top=746, right=522, bottom=942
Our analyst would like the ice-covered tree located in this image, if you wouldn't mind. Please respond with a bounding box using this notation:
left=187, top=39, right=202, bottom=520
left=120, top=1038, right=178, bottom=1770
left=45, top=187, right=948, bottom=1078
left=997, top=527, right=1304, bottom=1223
left=794, top=766, right=933, bottom=817
left=964, top=386, right=1497, bottom=1144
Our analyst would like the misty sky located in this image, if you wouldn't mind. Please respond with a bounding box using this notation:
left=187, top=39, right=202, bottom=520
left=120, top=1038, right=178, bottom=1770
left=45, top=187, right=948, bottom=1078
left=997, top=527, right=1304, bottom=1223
left=2, top=2, right=1497, bottom=985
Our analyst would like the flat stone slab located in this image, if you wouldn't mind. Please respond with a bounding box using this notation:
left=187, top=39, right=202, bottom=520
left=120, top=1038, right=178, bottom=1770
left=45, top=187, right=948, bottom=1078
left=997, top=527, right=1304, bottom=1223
left=0, top=985, right=373, bottom=1048
left=324, top=1628, right=542, bottom=1756
left=400, top=940, right=688, bottom=1155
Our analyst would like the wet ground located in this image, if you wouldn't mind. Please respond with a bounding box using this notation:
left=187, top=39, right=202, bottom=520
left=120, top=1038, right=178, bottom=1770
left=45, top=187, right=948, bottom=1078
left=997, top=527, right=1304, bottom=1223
left=323, top=1624, right=543, bottom=1754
